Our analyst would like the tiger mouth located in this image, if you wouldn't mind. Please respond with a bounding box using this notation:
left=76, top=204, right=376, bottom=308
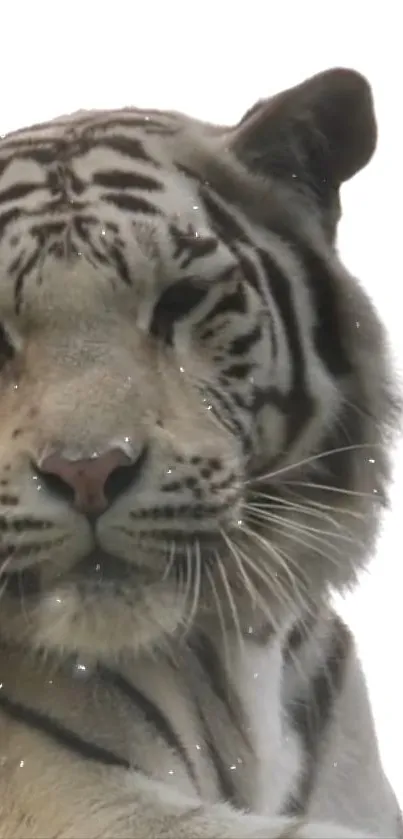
left=3, top=536, right=222, bottom=598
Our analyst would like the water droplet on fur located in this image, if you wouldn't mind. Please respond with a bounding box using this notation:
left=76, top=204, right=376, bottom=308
left=355, top=320, right=361, bottom=328
left=368, top=458, right=375, bottom=464
left=13, top=384, right=18, bottom=390
left=372, top=488, right=378, bottom=494
left=19, top=760, right=25, bottom=768
left=202, top=398, right=213, bottom=411
left=166, top=468, right=172, bottom=475
left=195, top=743, right=202, bottom=751
left=253, top=672, right=259, bottom=680
left=333, top=761, right=338, bottom=768
left=237, top=519, right=244, bottom=528
left=168, top=769, right=175, bottom=775
left=192, top=205, right=199, bottom=212
left=229, top=764, right=237, bottom=771
left=101, top=228, right=106, bottom=237
left=179, top=366, right=185, bottom=374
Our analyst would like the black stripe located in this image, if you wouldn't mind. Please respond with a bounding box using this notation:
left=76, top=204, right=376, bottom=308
left=201, top=188, right=249, bottom=244
left=169, top=223, right=218, bottom=269
left=187, top=632, right=253, bottom=809
left=14, top=250, right=40, bottom=315
left=298, top=245, right=351, bottom=378
left=188, top=633, right=250, bottom=750
left=103, top=192, right=159, bottom=216
left=99, top=136, right=158, bottom=165
left=284, top=610, right=319, bottom=662
left=4, top=568, right=40, bottom=597
left=0, top=182, right=41, bottom=205
left=101, top=668, right=197, bottom=788
left=196, top=704, right=241, bottom=806
left=236, top=249, right=261, bottom=294
left=94, top=170, right=162, bottom=192
left=0, top=207, right=22, bottom=240
left=204, top=283, right=247, bottom=322
left=267, top=223, right=351, bottom=378
left=255, top=248, right=314, bottom=447
left=283, top=615, right=350, bottom=815
left=150, top=280, right=208, bottom=344
left=221, top=363, right=253, bottom=380
left=204, top=382, right=251, bottom=448
left=229, top=324, right=262, bottom=356
left=0, top=693, right=130, bottom=770
left=109, top=244, right=132, bottom=286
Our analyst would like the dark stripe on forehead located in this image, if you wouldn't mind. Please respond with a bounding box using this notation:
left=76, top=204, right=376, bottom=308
left=201, top=188, right=249, bottom=244
left=98, top=136, right=158, bottom=165
left=103, top=191, right=159, bottom=216
left=0, top=182, right=41, bottom=205
left=93, top=170, right=163, bottom=192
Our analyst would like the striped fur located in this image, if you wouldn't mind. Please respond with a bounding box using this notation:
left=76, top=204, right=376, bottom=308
left=0, top=68, right=400, bottom=837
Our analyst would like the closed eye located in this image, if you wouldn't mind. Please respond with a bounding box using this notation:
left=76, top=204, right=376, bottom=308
left=149, top=278, right=209, bottom=344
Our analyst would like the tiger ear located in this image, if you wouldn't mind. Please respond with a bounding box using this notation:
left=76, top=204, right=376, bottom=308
left=229, top=68, right=377, bottom=193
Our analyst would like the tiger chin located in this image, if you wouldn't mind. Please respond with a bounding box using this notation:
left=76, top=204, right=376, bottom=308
left=0, top=68, right=401, bottom=839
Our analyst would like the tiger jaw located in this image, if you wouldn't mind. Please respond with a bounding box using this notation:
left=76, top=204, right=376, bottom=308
left=0, top=527, right=236, bottom=656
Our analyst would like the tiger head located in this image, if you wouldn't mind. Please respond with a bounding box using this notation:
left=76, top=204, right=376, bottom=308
left=0, top=69, right=396, bottom=660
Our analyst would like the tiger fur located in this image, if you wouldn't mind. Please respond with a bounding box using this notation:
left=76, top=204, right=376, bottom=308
left=0, top=68, right=401, bottom=838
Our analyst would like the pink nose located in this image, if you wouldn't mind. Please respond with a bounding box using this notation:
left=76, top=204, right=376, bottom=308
left=39, top=449, right=133, bottom=514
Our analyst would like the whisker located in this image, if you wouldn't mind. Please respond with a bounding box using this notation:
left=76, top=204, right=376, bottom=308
left=162, top=539, right=176, bottom=581
left=214, top=549, right=244, bottom=657
left=246, top=490, right=364, bottom=524
left=247, top=442, right=380, bottom=484
left=220, top=528, right=273, bottom=619
left=254, top=518, right=355, bottom=574
left=238, top=523, right=307, bottom=611
left=283, top=479, right=380, bottom=499
left=205, top=565, right=231, bottom=671
left=245, top=499, right=346, bottom=534
left=244, top=507, right=357, bottom=547
left=185, top=539, right=201, bottom=633
left=244, top=512, right=348, bottom=566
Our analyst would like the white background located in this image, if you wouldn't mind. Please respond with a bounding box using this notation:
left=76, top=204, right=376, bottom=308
left=2, top=0, right=402, bottom=808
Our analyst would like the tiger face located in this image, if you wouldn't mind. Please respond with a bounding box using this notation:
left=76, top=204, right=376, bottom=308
left=0, top=69, right=395, bottom=659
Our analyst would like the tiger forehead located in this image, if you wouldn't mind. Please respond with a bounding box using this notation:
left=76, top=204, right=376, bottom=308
left=0, top=117, right=236, bottom=319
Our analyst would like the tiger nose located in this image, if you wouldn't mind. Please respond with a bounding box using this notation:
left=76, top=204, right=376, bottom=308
left=38, top=448, right=145, bottom=515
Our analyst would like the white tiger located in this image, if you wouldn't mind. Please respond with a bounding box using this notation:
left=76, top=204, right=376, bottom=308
left=0, top=67, right=400, bottom=838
